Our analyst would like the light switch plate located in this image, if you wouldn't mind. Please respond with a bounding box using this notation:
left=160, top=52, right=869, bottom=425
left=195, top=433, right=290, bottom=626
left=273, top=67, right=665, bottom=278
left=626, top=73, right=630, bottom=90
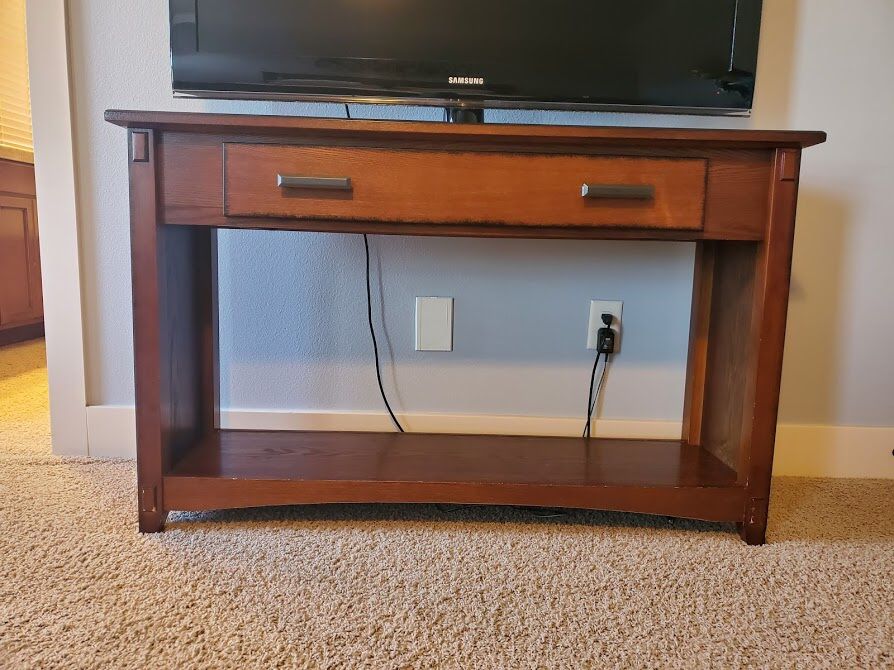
left=587, top=300, right=623, bottom=351
left=415, top=297, right=454, bottom=351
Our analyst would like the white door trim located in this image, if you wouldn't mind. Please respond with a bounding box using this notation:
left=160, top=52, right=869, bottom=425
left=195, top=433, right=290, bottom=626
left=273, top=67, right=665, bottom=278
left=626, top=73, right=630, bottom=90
left=26, top=0, right=89, bottom=455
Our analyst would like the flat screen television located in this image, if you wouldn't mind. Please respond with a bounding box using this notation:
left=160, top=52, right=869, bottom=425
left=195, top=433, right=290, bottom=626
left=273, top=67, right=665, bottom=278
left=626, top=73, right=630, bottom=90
left=169, top=0, right=763, bottom=116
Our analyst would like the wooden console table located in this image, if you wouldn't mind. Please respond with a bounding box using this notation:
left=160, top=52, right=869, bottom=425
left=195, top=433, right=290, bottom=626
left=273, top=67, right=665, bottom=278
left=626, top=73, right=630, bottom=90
left=106, top=110, right=824, bottom=544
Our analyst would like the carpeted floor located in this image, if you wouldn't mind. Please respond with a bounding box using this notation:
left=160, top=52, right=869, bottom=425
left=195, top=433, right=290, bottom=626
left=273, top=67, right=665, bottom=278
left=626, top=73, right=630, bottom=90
left=1, top=341, right=892, bottom=669
left=0, top=340, right=52, bottom=458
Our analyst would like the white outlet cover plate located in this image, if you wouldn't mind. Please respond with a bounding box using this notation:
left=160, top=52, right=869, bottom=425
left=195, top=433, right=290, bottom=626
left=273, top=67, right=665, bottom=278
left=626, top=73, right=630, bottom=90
left=415, top=297, right=454, bottom=351
left=587, top=300, right=623, bottom=351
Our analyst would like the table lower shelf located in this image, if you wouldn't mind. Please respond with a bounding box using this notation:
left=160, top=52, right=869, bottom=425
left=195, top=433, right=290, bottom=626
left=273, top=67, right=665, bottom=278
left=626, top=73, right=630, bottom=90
left=163, top=430, right=745, bottom=522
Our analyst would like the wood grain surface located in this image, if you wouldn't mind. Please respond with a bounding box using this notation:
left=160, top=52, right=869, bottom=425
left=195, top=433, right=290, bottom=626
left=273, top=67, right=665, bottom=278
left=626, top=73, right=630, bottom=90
left=108, top=110, right=824, bottom=542
left=106, top=109, right=826, bottom=149
left=165, top=430, right=744, bottom=521
left=224, top=144, right=707, bottom=230
left=0, top=195, right=42, bottom=330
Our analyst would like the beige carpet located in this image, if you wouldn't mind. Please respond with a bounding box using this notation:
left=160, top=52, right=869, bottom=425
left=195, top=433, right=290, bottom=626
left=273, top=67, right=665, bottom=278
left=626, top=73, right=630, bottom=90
left=0, top=340, right=52, bottom=457
left=1, top=341, right=892, bottom=669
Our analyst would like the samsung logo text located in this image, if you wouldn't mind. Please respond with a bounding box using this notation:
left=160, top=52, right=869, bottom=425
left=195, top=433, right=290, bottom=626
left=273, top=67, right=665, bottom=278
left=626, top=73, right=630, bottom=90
left=448, top=76, right=484, bottom=85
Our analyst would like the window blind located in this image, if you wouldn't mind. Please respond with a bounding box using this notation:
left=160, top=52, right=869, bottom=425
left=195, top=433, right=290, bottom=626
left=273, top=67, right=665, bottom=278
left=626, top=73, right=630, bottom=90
left=0, top=0, right=33, bottom=163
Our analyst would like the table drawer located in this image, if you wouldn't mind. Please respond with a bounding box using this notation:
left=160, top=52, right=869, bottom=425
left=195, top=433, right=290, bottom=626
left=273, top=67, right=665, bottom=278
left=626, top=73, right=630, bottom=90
left=224, top=144, right=707, bottom=230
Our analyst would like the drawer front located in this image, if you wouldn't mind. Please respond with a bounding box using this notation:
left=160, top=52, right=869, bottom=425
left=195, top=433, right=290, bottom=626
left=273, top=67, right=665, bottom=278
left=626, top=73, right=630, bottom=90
left=224, top=144, right=707, bottom=230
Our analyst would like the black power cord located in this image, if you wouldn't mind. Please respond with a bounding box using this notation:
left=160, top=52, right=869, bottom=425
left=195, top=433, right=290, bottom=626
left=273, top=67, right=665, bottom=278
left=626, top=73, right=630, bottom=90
left=363, top=234, right=404, bottom=432
left=583, top=352, right=602, bottom=438
left=585, top=354, right=611, bottom=437
left=583, top=313, right=615, bottom=438
left=346, top=104, right=403, bottom=432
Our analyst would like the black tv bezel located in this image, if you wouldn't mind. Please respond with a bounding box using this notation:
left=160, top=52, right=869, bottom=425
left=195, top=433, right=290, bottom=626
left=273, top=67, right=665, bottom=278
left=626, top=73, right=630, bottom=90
left=170, top=1, right=762, bottom=118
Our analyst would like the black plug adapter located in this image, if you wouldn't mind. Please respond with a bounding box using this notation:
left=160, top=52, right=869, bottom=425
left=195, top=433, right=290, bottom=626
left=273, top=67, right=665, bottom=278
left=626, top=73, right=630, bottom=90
left=596, top=313, right=616, bottom=355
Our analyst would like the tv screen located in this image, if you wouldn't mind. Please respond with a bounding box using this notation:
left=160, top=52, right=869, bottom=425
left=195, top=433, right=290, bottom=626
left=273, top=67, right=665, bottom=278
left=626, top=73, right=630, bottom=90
left=170, top=0, right=762, bottom=115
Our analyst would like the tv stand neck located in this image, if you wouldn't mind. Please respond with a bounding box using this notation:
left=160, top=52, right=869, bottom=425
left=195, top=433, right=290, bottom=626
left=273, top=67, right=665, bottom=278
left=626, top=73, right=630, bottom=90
left=445, top=107, right=484, bottom=124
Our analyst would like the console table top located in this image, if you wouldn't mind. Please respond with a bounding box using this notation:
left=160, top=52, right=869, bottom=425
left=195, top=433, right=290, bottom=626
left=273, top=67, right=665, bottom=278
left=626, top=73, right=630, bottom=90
left=105, top=109, right=826, bottom=149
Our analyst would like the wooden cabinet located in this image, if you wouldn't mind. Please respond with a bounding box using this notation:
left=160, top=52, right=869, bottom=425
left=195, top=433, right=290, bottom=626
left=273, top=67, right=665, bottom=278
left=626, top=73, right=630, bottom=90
left=0, top=159, right=43, bottom=345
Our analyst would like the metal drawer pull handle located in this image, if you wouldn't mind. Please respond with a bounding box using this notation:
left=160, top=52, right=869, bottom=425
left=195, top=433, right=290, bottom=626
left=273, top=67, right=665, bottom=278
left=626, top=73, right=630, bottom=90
left=581, top=184, right=655, bottom=200
left=277, top=175, right=353, bottom=190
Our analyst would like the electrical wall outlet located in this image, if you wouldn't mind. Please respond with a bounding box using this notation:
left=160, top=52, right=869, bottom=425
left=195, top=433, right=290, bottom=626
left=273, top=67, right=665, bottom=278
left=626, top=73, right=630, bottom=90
left=415, top=297, right=454, bottom=351
left=587, top=300, right=623, bottom=351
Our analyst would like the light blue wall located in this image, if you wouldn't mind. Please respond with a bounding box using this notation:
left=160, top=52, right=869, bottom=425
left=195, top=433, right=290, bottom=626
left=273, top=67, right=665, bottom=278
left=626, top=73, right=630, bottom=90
left=68, top=1, right=894, bottom=426
left=218, top=231, right=694, bottom=418
left=64, top=2, right=740, bottom=423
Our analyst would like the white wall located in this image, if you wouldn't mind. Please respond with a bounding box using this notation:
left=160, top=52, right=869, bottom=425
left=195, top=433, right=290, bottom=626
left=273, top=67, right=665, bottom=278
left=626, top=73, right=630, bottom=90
left=65, top=1, right=894, bottom=435
left=769, top=1, right=894, bottom=426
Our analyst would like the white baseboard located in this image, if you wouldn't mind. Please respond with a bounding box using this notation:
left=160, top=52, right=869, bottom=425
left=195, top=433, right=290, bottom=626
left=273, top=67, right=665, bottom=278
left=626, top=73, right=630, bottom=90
left=771, top=423, right=894, bottom=478
left=84, top=405, right=893, bottom=479
left=219, top=409, right=682, bottom=440
left=85, top=405, right=138, bottom=459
